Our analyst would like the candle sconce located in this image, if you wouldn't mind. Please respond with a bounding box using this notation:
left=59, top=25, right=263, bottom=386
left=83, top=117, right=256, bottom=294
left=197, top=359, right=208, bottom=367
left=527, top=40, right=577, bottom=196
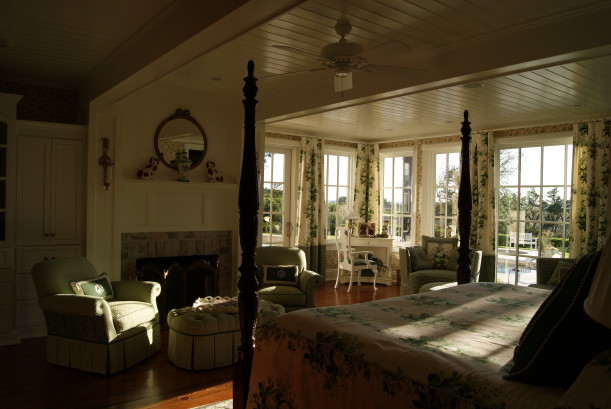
left=98, top=138, right=114, bottom=190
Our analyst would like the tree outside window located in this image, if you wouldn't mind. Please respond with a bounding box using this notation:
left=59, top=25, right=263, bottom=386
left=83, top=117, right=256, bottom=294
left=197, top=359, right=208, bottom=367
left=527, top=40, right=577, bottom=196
left=324, top=153, right=351, bottom=239
left=381, top=156, right=413, bottom=241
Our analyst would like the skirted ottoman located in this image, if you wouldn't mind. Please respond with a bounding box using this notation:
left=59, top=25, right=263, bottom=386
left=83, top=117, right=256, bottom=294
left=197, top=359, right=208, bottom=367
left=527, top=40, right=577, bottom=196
left=167, top=296, right=285, bottom=370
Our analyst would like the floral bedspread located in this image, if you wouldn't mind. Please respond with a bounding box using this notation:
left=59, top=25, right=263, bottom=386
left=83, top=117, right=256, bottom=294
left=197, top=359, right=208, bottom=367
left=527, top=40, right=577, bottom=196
left=247, top=283, right=568, bottom=409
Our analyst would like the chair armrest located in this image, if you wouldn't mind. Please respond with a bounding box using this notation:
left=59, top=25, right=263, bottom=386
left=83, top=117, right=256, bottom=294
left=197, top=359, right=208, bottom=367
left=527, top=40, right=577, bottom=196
left=38, top=294, right=111, bottom=317
left=38, top=294, right=118, bottom=342
left=112, top=280, right=161, bottom=304
left=298, top=269, right=324, bottom=308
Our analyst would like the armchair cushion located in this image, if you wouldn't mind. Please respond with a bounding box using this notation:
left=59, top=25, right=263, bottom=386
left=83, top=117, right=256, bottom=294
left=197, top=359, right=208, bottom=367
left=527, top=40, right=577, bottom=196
left=408, top=246, right=433, bottom=271
left=109, top=301, right=157, bottom=332
left=71, top=273, right=114, bottom=300
left=546, top=261, right=574, bottom=286
left=262, top=265, right=299, bottom=286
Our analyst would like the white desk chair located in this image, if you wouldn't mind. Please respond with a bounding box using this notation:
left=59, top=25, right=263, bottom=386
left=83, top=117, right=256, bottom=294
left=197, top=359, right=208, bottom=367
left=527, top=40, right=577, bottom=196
left=335, top=226, right=378, bottom=292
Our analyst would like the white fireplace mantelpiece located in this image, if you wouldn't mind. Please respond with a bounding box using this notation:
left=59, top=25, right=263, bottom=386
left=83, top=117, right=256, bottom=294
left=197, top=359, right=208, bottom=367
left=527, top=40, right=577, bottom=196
left=117, top=180, right=239, bottom=297
left=119, top=180, right=238, bottom=232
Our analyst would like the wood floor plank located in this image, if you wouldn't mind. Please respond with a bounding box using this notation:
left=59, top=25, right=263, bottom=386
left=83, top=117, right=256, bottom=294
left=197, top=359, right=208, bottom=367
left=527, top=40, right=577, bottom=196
left=0, top=281, right=399, bottom=408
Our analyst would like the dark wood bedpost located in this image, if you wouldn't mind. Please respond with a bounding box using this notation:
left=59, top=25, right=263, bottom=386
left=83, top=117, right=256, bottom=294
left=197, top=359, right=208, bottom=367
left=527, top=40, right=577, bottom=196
left=457, top=110, right=473, bottom=284
left=233, top=60, right=259, bottom=409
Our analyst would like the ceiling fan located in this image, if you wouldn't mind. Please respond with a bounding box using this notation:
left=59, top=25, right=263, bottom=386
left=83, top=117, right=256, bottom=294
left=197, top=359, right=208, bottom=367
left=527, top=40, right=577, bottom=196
left=270, top=17, right=425, bottom=93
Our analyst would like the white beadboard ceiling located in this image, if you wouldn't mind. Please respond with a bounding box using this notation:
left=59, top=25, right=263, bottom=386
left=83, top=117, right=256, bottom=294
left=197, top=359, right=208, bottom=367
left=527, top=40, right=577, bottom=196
left=1, top=0, right=611, bottom=141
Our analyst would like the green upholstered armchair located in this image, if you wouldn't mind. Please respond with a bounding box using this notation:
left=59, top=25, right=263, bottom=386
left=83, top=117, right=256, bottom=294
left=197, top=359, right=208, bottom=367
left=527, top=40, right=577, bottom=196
left=530, top=257, right=577, bottom=290
left=399, top=244, right=482, bottom=295
left=31, top=256, right=161, bottom=375
left=254, top=247, right=324, bottom=312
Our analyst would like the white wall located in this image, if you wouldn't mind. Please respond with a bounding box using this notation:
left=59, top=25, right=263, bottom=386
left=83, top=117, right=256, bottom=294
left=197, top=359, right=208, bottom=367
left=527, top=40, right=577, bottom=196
left=87, top=83, right=244, bottom=283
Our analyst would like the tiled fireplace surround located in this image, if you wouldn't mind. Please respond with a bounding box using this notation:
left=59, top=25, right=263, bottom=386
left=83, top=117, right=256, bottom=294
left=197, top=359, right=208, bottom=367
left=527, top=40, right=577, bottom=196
left=120, top=231, right=234, bottom=296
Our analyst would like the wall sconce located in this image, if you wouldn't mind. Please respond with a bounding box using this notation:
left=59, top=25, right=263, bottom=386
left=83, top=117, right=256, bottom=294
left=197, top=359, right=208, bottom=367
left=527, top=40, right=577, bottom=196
left=98, top=138, right=114, bottom=190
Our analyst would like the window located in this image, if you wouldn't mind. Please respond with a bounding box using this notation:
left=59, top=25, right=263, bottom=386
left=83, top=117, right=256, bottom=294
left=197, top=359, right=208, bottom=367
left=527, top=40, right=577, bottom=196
left=496, top=141, right=573, bottom=285
left=262, top=149, right=292, bottom=246
left=381, top=155, right=413, bottom=241
left=324, top=152, right=351, bottom=240
left=434, top=152, right=460, bottom=238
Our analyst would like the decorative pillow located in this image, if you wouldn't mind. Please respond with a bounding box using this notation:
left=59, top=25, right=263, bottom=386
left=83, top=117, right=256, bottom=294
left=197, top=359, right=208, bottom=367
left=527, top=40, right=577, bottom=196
left=422, top=236, right=458, bottom=269
left=547, top=260, right=574, bottom=286
left=505, top=250, right=611, bottom=388
left=408, top=246, right=433, bottom=271
left=70, top=273, right=114, bottom=300
left=262, top=265, right=299, bottom=286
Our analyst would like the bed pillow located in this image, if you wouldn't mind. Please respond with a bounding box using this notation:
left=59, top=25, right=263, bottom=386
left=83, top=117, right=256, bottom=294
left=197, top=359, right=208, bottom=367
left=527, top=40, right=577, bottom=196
left=70, top=273, right=114, bottom=300
left=422, top=236, right=458, bottom=269
left=261, top=265, right=299, bottom=286
left=505, top=250, right=611, bottom=388
left=546, top=260, right=574, bottom=286
left=554, top=348, right=611, bottom=408
left=408, top=246, right=433, bottom=271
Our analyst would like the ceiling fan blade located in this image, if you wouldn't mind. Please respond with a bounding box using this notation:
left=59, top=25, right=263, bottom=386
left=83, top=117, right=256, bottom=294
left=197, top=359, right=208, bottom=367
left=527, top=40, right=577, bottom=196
left=357, top=41, right=412, bottom=62
left=365, top=64, right=427, bottom=78
left=334, top=73, right=353, bottom=93
left=259, top=67, right=328, bottom=80
left=272, top=45, right=324, bottom=60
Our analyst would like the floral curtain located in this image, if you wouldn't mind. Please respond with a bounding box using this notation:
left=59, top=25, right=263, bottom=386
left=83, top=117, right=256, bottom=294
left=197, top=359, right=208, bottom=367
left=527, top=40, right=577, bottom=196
left=570, top=119, right=610, bottom=257
left=353, top=144, right=380, bottom=225
left=469, top=132, right=496, bottom=255
left=295, top=137, right=326, bottom=274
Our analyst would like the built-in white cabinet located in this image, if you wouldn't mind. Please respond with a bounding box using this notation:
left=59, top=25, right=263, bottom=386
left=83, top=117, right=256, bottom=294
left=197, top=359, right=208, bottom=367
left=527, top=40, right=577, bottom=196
left=15, top=245, right=82, bottom=339
left=17, top=130, right=84, bottom=246
left=14, top=121, right=86, bottom=339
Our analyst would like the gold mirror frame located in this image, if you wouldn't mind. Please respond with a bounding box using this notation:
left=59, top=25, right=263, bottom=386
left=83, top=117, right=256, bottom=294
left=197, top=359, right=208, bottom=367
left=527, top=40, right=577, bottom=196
left=154, top=109, right=208, bottom=170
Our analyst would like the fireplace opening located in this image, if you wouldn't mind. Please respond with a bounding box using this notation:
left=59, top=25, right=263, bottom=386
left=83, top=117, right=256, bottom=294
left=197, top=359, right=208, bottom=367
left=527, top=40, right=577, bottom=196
left=136, top=254, right=219, bottom=323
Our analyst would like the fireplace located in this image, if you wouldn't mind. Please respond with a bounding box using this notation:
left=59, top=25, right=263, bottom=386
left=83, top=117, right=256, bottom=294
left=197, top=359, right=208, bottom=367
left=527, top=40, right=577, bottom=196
left=137, top=254, right=219, bottom=323
left=121, top=230, right=234, bottom=298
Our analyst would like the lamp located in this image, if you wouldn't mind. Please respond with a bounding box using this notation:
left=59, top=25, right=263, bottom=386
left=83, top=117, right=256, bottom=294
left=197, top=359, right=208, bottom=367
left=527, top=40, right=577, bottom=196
left=345, top=212, right=359, bottom=236
left=98, top=138, right=114, bottom=190
left=584, top=237, right=611, bottom=329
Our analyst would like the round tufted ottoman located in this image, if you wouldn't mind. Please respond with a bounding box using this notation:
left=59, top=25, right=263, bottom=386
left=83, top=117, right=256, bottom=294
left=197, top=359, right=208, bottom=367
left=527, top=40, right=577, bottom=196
left=167, top=297, right=285, bottom=370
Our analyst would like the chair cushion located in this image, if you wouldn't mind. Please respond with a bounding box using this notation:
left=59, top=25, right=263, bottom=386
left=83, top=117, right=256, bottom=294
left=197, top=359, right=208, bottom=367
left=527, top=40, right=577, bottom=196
left=408, top=246, right=433, bottom=271
left=70, top=273, right=114, bottom=300
left=422, top=236, right=458, bottom=269
left=262, top=265, right=299, bottom=286
left=353, top=258, right=377, bottom=267
left=109, top=301, right=157, bottom=333
left=258, top=285, right=306, bottom=307
left=547, top=260, right=574, bottom=286
left=505, top=250, right=611, bottom=387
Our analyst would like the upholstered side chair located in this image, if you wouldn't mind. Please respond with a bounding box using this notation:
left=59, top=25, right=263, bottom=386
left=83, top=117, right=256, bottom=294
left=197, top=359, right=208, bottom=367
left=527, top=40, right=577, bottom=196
left=254, top=246, right=324, bottom=312
left=31, top=256, right=161, bottom=375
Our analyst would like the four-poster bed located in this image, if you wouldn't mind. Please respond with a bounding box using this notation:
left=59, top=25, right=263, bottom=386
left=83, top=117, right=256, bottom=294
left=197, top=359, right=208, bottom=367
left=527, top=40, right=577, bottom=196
left=232, top=61, right=609, bottom=409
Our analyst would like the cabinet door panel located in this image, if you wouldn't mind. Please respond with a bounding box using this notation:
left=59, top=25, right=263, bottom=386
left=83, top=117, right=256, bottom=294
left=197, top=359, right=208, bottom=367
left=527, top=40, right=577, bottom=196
left=17, top=137, right=50, bottom=245
left=50, top=140, right=83, bottom=244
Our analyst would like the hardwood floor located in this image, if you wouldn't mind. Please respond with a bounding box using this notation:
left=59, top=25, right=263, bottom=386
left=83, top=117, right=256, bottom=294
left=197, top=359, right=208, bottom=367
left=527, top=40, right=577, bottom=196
left=0, top=281, right=399, bottom=409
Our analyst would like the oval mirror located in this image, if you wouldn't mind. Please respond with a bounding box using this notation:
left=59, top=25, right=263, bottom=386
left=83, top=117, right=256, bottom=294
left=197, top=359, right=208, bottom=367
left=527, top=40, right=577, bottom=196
left=154, top=109, right=208, bottom=170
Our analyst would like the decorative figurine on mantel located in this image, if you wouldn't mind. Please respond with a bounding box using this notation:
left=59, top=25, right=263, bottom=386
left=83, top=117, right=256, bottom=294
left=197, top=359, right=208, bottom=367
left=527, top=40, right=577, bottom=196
left=172, top=150, right=192, bottom=182
left=206, top=161, right=224, bottom=183
left=137, top=156, right=159, bottom=180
